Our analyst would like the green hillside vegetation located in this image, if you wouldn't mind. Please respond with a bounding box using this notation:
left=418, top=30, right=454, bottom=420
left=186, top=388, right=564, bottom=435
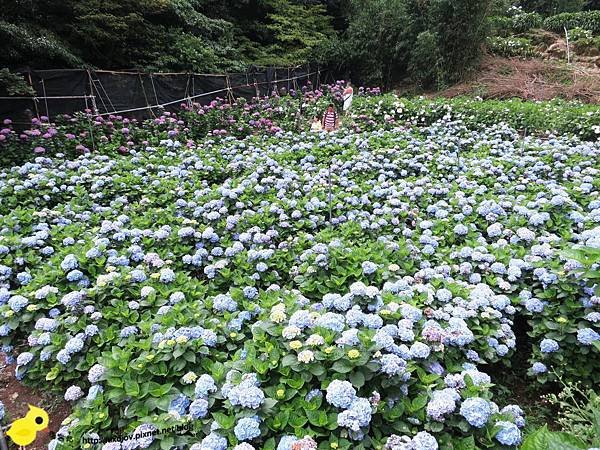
left=1, top=1, right=600, bottom=93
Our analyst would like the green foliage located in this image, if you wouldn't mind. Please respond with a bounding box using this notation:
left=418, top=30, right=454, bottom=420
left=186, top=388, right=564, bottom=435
left=409, top=31, right=442, bottom=89
left=511, top=12, right=544, bottom=32
left=420, top=0, right=492, bottom=86
left=262, top=0, right=335, bottom=66
left=0, top=0, right=335, bottom=72
left=0, top=20, right=83, bottom=68
left=543, top=10, right=600, bottom=33
left=544, top=379, right=600, bottom=446
left=0, top=68, right=35, bottom=96
left=340, top=0, right=491, bottom=88
left=152, top=32, right=244, bottom=73
left=488, top=12, right=543, bottom=36
left=517, top=0, right=587, bottom=16
left=486, top=36, right=538, bottom=57
left=342, top=0, right=415, bottom=86
left=522, top=381, right=600, bottom=450
left=488, top=15, right=514, bottom=36
left=521, top=426, right=591, bottom=450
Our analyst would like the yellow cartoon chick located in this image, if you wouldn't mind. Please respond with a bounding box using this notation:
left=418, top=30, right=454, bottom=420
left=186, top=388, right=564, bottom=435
left=6, top=404, right=49, bottom=448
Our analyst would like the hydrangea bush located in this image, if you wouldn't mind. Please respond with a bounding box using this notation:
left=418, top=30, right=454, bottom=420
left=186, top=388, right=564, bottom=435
left=0, top=90, right=599, bottom=449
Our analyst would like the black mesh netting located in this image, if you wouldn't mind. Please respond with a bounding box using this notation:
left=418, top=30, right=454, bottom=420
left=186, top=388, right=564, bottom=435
left=0, top=66, right=320, bottom=129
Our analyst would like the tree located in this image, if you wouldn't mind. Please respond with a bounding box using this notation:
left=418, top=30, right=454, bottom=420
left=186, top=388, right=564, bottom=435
left=342, top=0, right=416, bottom=87
left=339, top=0, right=491, bottom=88
left=262, top=0, right=335, bottom=65
left=419, top=0, right=492, bottom=86
left=517, top=0, right=586, bottom=14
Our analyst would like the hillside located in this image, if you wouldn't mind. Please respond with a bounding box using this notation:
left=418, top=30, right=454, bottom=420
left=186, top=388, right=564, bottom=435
left=438, top=54, right=600, bottom=102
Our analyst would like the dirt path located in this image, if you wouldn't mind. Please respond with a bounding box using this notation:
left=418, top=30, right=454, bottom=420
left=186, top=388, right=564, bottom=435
left=0, top=354, right=71, bottom=450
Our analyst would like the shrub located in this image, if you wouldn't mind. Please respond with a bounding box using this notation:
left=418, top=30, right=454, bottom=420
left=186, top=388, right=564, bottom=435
left=486, top=36, right=539, bottom=57
left=409, top=31, right=442, bottom=89
left=488, top=15, right=514, bottom=36
left=522, top=244, right=600, bottom=385
left=544, top=380, right=600, bottom=445
left=522, top=380, right=600, bottom=449
left=543, top=10, right=600, bottom=33
left=512, top=12, right=544, bottom=32
left=0, top=69, right=35, bottom=96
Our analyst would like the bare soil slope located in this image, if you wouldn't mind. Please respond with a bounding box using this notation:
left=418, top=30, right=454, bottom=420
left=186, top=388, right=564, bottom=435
left=439, top=55, right=600, bottom=103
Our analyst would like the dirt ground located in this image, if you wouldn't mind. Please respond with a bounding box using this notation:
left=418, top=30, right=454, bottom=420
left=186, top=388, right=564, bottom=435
left=0, top=354, right=71, bottom=450
left=437, top=55, right=600, bottom=103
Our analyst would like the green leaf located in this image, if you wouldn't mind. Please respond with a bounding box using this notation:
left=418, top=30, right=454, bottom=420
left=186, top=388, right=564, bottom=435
left=306, top=409, right=328, bottom=427
left=349, top=371, right=365, bottom=388
left=452, top=435, right=476, bottom=450
left=125, top=379, right=140, bottom=397
left=521, top=425, right=550, bottom=450
left=309, top=364, right=326, bottom=376
left=150, top=382, right=173, bottom=397
left=332, top=360, right=353, bottom=374
left=289, top=414, right=308, bottom=428
left=282, top=354, right=297, bottom=367
left=45, top=366, right=59, bottom=381
left=547, top=432, right=587, bottom=449
left=160, top=436, right=174, bottom=450
left=410, top=393, right=428, bottom=412
left=213, top=412, right=236, bottom=429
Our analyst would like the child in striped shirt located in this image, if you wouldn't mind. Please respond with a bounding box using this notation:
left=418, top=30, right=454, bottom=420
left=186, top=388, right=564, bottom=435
left=321, top=104, right=339, bottom=132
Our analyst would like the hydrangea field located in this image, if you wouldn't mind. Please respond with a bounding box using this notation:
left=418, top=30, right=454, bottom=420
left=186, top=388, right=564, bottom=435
left=0, top=84, right=599, bottom=450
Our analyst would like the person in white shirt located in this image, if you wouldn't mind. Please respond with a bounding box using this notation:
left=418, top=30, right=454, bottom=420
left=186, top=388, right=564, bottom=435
left=342, top=82, right=353, bottom=114
left=310, top=116, right=322, bottom=132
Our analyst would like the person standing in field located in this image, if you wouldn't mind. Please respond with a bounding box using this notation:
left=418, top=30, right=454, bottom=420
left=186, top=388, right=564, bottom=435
left=322, top=104, right=339, bottom=132
left=310, top=116, right=323, bottom=132
left=342, top=82, right=353, bottom=114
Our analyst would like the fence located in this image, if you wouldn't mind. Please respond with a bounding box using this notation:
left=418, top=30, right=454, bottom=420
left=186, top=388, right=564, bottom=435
left=0, top=65, right=322, bottom=127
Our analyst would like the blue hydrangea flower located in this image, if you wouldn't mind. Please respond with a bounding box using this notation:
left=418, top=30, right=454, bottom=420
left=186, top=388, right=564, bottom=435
left=412, top=431, right=439, bottom=450
left=120, top=326, right=138, bottom=338
left=16, top=352, right=34, bottom=366
left=234, top=417, right=261, bottom=441
left=495, top=421, right=522, bottom=446
left=531, top=362, right=547, bottom=374
left=8, top=295, right=28, bottom=312
left=276, top=435, right=297, bottom=450
left=60, top=254, right=79, bottom=271
left=159, top=268, right=176, bottom=283
left=576, top=328, right=599, bottom=345
left=17, top=272, right=32, bottom=285
left=460, top=397, right=492, bottom=428
left=426, top=388, right=460, bottom=421
left=540, top=338, right=559, bottom=353
left=362, top=261, right=377, bottom=275
left=199, top=432, right=227, bottom=450
left=213, top=294, right=238, bottom=312
left=228, top=385, right=265, bottom=409
left=326, top=380, right=356, bottom=409
left=243, top=286, right=258, bottom=299
left=64, top=385, right=84, bottom=401
left=410, top=342, right=431, bottom=359
left=337, top=397, right=372, bottom=432
left=195, top=374, right=217, bottom=398
left=169, top=394, right=191, bottom=416
left=65, top=337, right=85, bottom=354
left=189, top=398, right=209, bottom=419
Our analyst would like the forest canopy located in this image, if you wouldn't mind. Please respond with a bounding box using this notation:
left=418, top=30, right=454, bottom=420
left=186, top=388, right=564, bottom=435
left=1, top=0, right=599, bottom=89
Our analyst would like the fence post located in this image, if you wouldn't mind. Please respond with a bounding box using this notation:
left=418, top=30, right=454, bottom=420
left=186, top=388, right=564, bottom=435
left=27, top=70, right=40, bottom=120
left=564, top=26, right=571, bottom=64
left=40, top=78, right=50, bottom=118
